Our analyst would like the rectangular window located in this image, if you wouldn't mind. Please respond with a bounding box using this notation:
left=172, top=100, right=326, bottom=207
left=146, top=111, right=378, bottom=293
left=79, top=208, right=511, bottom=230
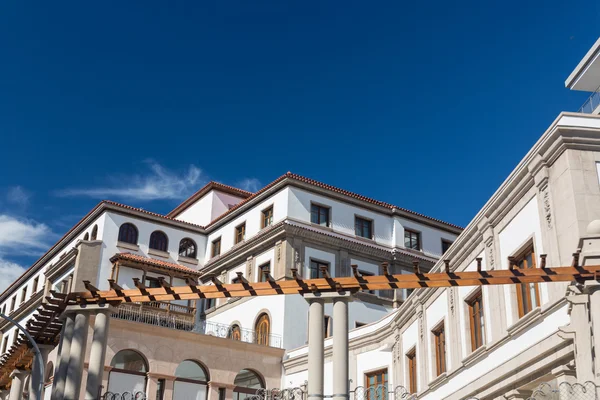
left=324, top=316, right=331, bottom=338
left=10, top=296, right=16, bottom=312
left=355, top=217, right=373, bottom=239
left=211, top=238, right=221, bottom=257
left=406, top=348, right=417, bottom=394
left=20, top=287, right=27, bottom=304
left=1, top=337, right=7, bottom=354
left=205, top=298, right=216, bottom=311
left=309, top=260, right=330, bottom=279
left=310, top=204, right=330, bottom=227
left=441, top=239, right=453, bottom=254
left=145, top=277, right=161, bottom=288
left=404, top=229, right=421, bottom=250
left=235, top=223, right=246, bottom=244
left=32, top=277, right=39, bottom=294
left=359, top=270, right=375, bottom=294
left=156, top=378, right=165, bottom=400
left=467, top=289, right=485, bottom=351
left=261, top=206, right=274, bottom=228
left=515, top=245, right=541, bottom=318
left=433, top=324, right=447, bottom=376
left=365, top=369, right=388, bottom=400
left=218, top=388, right=226, bottom=400
left=259, top=262, right=271, bottom=282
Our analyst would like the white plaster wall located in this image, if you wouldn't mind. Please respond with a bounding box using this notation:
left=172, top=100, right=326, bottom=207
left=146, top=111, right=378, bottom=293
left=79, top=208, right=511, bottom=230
left=422, top=304, right=570, bottom=400
left=212, top=191, right=247, bottom=221
left=397, top=218, right=457, bottom=258
left=351, top=259, right=378, bottom=275
left=283, top=369, right=308, bottom=389
left=177, top=192, right=214, bottom=226
left=401, top=320, right=418, bottom=391
left=100, top=212, right=206, bottom=290
left=498, top=196, right=545, bottom=327
left=204, top=188, right=289, bottom=261
left=425, top=293, right=448, bottom=381
left=227, top=263, right=247, bottom=283
left=287, top=187, right=394, bottom=246
left=356, top=349, right=393, bottom=387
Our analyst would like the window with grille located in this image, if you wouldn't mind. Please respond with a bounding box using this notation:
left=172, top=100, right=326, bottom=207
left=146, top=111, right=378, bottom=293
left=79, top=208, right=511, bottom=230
left=365, top=369, right=388, bottom=400
left=467, top=289, right=485, bottom=351
left=261, top=206, right=274, bottom=228
left=310, top=204, right=330, bottom=227
left=259, top=263, right=271, bottom=282
left=118, top=223, right=138, bottom=244
left=355, top=216, right=373, bottom=239
left=404, top=229, right=421, bottom=250
left=309, top=260, right=329, bottom=279
left=149, top=231, right=168, bottom=252
left=235, top=223, right=246, bottom=244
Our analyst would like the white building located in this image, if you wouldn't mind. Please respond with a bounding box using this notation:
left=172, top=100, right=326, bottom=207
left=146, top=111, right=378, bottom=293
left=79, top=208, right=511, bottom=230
left=1, top=37, right=600, bottom=400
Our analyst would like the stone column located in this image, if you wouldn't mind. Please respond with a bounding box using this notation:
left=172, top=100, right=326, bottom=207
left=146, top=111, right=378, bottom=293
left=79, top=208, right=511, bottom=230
left=85, top=310, right=111, bottom=400
left=332, top=297, right=349, bottom=400
left=559, top=289, right=594, bottom=382
left=52, top=313, right=76, bottom=400
left=9, top=369, right=28, bottom=400
left=193, top=299, right=205, bottom=333
left=29, top=344, right=53, bottom=400
left=306, top=296, right=325, bottom=400
left=63, top=312, right=90, bottom=400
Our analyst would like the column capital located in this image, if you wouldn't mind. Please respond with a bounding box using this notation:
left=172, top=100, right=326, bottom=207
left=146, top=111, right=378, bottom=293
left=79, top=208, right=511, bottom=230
left=62, top=303, right=115, bottom=316
left=304, top=291, right=354, bottom=303
left=10, top=369, right=28, bottom=379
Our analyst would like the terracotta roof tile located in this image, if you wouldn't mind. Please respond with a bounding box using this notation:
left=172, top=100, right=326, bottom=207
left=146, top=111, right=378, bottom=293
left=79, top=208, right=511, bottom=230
left=167, top=181, right=253, bottom=218
left=110, top=252, right=201, bottom=275
left=205, top=172, right=463, bottom=230
left=103, top=200, right=205, bottom=228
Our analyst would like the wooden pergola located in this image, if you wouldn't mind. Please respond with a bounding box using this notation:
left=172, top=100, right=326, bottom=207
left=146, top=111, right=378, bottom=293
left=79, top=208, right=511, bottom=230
left=0, top=253, right=598, bottom=389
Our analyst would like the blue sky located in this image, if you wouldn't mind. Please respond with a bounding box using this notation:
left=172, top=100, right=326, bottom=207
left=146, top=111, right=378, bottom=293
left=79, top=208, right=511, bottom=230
left=0, top=0, right=598, bottom=289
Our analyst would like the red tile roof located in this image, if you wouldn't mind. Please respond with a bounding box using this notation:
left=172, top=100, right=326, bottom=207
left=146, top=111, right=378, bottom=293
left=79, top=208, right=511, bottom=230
left=110, top=252, right=201, bottom=275
left=204, top=172, right=463, bottom=230
left=167, top=181, right=254, bottom=218
left=103, top=200, right=205, bottom=228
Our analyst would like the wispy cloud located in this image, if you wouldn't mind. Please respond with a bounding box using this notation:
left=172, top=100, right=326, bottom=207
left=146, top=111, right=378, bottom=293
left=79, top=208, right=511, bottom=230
left=236, top=178, right=261, bottom=192
left=0, top=215, right=54, bottom=255
left=0, top=259, right=27, bottom=292
left=6, top=186, right=30, bottom=206
left=55, top=162, right=205, bottom=202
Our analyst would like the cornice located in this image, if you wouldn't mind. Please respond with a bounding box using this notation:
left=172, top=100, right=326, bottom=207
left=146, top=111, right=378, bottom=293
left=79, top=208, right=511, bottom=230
left=45, top=248, right=78, bottom=281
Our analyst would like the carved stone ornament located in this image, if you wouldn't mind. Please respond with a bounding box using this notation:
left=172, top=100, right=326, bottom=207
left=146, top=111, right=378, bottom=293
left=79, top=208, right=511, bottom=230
left=449, top=287, right=455, bottom=315
left=542, top=187, right=552, bottom=229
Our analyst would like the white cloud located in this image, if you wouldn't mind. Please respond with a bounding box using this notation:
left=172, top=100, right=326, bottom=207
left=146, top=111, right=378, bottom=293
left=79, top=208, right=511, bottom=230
left=0, top=215, right=53, bottom=254
left=236, top=178, right=261, bottom=192
left=55, top=162, right=205, bottom=201
left=0, top=259, right=27, bottom=292
left=6, top=186, right=30, bottom=206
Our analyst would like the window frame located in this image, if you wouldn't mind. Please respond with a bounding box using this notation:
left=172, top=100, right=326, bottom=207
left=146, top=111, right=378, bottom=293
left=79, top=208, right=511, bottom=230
left=364, top=368, right=388, bottom=400
left=149, top=231, right=169, bottom=252
left=261, top=206, right=274, bottom=229
left=20, top=287, right=27, bottom=304
left=32, top=277, right=39, bottom=294
left=404, top=229, right=421, bottom=251
left=514, top=244, right=541, bottom=318
left=118, top=223, right=139, bottom=245
left=432, top=322, right=447, bottom=376
left=10, top=296, right=16, bottom=313
left=406, top=348, right=417, bottom=394
left=354, top=215, right=374, bottom=239
left=310, top=203, right=331, bottom=227
left=441, top=239, right=453, bottom=254
left=259, top=262, right=271, bottom=282
left=178, top=238, right=197, bottom=259
left=235, top=222, right=246, bottom=244
left=324, top=315, right=332, bottom=338
left=467, top=289, right=485, bottom=351
left=309, top=259, right=330, bottom=279
left=211, top=237, right=222, bottom=258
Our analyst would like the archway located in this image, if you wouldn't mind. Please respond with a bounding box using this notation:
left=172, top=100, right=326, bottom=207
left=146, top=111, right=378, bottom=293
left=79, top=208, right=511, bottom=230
left=173, top=360, right=209, bottom=400
left=107, top=349, right=148, bottom=395
left=233, top=369, right=264, bottom=400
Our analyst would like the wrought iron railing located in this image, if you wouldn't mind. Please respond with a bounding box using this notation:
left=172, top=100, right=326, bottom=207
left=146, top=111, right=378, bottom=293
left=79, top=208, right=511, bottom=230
left=111, top=304, right=283, bottom=348
left=463, top=381, right=597, bottom=400
left=142, top=300, right=195, bottom=315
left=579, top=84, right=600, bottom=114
left=351, top=385, right=414, bottom=400
left=101, top=391, right=146, bottom=400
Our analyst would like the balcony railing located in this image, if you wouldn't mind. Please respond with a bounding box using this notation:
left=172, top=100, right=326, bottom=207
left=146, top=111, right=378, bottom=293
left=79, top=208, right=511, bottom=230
left=111, top=303, right=283, bottom=348
left=578, top=84, right=600, bottom=114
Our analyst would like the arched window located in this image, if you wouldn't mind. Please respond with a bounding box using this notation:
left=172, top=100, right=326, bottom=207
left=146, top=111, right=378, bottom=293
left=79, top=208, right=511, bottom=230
left=174, top=360, right=209, bottom=400
left=118, top=223, right=138, bottom=245
left=83, top=233, right=89, bottom=241
left=45, top=361, right=54, bottom=386
left=108, top=350, right=148, bottom=395
left=91, top=225, right=98, bottom=240
left=179, top=238, right=197, bottom=259
left=233, top=369, right=265, bottom=400
left=229, top=324, right=242, bottom=341
left=150, top=231, right=168, bottom=252
left=255, top=314, right=270, bottom=346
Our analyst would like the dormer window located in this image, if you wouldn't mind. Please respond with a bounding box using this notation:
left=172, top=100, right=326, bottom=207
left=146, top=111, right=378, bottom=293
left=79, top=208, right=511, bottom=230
left=149, top=231, right=168, bottom=252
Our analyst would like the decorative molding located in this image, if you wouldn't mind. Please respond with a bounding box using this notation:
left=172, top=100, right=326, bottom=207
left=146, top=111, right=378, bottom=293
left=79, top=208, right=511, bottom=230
left=541, top=184, right=553, bottom=229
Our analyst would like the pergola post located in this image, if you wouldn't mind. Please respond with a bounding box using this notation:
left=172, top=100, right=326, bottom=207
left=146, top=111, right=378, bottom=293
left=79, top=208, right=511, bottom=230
left=63, top=311, right=90, bottom=400
left=85, top=307, right=113, bottom=400
left=305, top=295, right=325, bottom=400
left=9, top=369, right=28, bottom=400
left=29, top=344, right=53, bottom=400
left=52, top=313, right=75, bottom=400
left=332, top=295, right=349, bottom=400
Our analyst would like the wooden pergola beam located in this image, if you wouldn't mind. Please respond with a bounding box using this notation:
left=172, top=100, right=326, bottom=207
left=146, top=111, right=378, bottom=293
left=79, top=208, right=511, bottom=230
left=65, top=264, right=600, bottom=305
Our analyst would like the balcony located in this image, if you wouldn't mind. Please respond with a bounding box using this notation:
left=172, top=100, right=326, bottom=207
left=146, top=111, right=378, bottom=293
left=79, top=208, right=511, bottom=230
left=111, top=303, right=283, bottom=348
left=578, top=84, right=600, bottom=114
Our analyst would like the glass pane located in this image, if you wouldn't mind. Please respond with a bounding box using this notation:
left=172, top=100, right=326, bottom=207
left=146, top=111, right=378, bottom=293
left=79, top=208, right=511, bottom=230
left=175, top=360, right=207, bottom=381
